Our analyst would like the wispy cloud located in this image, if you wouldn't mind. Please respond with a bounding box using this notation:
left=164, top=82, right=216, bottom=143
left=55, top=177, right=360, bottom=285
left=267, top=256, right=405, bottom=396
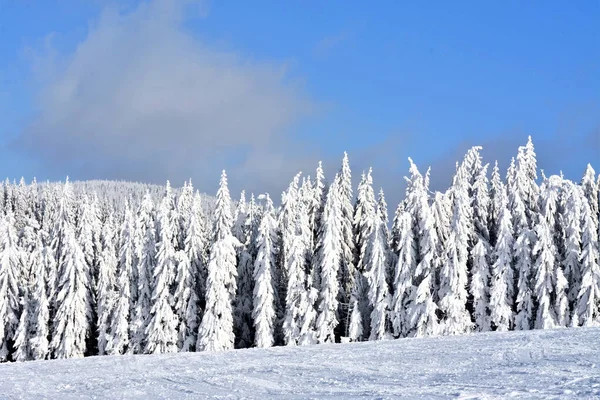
left=13, top=0, right=314, bottom=195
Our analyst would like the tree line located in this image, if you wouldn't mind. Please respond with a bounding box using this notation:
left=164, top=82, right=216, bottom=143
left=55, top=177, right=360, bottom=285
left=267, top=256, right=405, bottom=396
left=0, top=136, right=598, bottom=362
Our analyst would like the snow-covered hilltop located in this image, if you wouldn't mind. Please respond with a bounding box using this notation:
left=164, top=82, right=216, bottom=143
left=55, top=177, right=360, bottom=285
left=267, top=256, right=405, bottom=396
left=1, top=327, right=599, bottom=398
left=0, top=136, right=598, bottom=365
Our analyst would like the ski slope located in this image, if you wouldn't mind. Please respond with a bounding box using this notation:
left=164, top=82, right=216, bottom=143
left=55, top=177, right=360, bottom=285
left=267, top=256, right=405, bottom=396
left=1, top=327, right=599, bottom=399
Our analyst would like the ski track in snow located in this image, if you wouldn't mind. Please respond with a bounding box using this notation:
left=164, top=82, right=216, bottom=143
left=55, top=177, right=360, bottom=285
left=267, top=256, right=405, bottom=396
left=1, top=327, right=599, bottom=399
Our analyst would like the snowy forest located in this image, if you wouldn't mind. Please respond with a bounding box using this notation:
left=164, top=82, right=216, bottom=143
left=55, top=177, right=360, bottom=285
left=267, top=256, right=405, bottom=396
left=0, top=137, right=598, bottom=362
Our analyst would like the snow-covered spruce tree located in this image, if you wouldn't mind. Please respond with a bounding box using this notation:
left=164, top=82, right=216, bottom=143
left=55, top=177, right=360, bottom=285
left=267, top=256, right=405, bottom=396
left=573, top=198, right=600, bottom=326
left=107, top=260, right=130, bottom=355
left=337, top=153, right=356, bottom=336
left=177, top=192, right=207, bottom=351
left=581, top=164, right=598, bottom=226
left=108, top=204, right=136, bottom=355
left=187, top=192, right=208, bottom=311
left=253, top=194, right=278, bottom=348
left=316, top=175, right=343, bottom=344
left=173, top=249, right=198, bottom=351
left=278, top=173, right=301, bottom=327
left=352, top=169, right=377, bottom=338
left=470, top=164, right=492, bottom=332
left=561, top=182, right=583, bottom=310
left=489, top=161, right=503, bottom=247
left=376, top=189, right=393, bottom=289
left=0, top=212, right=22, bottom=361
left=539, top=175, right=569, bottom=327
left=391, top=209, right=415, bottom=338
left=13, top=286, right=31, bottom=362
left=50, top=221, right=92, bottom=359
left=365, top=202, right=391, bottom=341
left=233, top=191, right=255, bottom=348
left=29, top=234, right=51, bottom=361
left=519, top=136, right=540, bottom=228
left=309, top=162, right=327, bottom=254
left=509, top=158, right=535, bottom=331
left=438, top=163, right=473, bottom=335
left=96, top=215, right=117, bottom=356
left=197, top=171, right=238, bottom=352
left=145, top=184, right=178, bottom=354
left=130, top=193, right=156, bottom=354
left=283, top=184, right=313, bottom=346
left=177, top=180, right=194, bottom=251
left=407, top=165, right=440, bottom=338
left=532, top=218, right=563, bottom=329
left=297, top=179, right=319, bottom=346
left=489, top=182, right=514, bottom=331
left=50, top=178, right=76, bottom=308
left=76, top=195, right=101, bottom=309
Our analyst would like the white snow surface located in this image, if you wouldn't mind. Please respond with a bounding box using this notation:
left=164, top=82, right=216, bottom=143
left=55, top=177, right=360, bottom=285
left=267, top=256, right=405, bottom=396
left=1, top=327, right=599, bottom=399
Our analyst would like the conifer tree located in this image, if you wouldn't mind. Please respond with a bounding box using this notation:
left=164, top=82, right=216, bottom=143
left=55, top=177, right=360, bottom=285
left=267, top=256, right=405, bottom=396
left=316, top=175, right=343, bottom=344
left=438, top=163, right=473, bottom=335
left=50, top=222, right=92, bottom=359
left=365, top=203, right=391, bottom=340
left=0, top=212, right=22, bottom=361
left=96, top=216, right=117, bottom=356
left=489, top=182, right=514, bottom=331
left=391, top=210, right=414, bottom=338
left=253, top=194, right=278, bottom=348
left=29, top=234, right=50, bottom=361
left=470, top=165, right=492, bottom=332
left=533, top=218, right=562, bottom=329
left=233, top=191, right=255, bottom=348
left=337, top=153, right=356, bottom=334
left=283, top=186, right=313, bottom=345
left=489, top=161, right=503, bottom=247
left=13, top=287, right=31, bottom=362
left=197, top=171, right=238, bottom=352
left=581, top=164, right=598, bottom=226
left=561, top=182, right=582, bottom=309
left=186, top=192, right=208, bottom=310
left=353, top=170, right=377, bottom=337
left=574, top=199, right=600, bottom=326
left=510, top=158, right=535, bottom=331
left=111, top=204, right=135, bottom=353
left=130, top=193, right=155, bottom=353
left=173, top=249, right=198, bottom=351
left=145, top=184, right=178, bottom=354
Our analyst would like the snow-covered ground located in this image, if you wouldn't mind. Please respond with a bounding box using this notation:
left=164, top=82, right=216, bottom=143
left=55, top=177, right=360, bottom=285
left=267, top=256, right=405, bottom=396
left=1, top=327, right=599, bottom=399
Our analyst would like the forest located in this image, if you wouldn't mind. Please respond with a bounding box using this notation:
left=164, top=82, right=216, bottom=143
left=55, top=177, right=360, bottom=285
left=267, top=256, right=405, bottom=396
left=0, top=136, right=598, bottom=362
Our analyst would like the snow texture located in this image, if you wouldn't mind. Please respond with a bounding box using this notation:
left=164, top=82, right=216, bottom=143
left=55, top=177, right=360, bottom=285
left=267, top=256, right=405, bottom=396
left=0, top=327, right=598, bottom=399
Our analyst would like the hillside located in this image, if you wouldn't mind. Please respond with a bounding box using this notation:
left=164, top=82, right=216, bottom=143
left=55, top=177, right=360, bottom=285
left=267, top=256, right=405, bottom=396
left=1, top=327, right=599, bottom=399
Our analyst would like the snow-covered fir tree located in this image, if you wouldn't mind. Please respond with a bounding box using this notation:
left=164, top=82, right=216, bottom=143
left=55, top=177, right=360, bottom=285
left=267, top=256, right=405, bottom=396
left=283, top=178, right=314, bottom=346
left=96, top=215, right=117, bottom=356
left=0, top=212, right=22, bottom=361
left=489, top=182, right=514, bottom=331
left=145, top=184, right=178, bottom=354
left=50, top=220, right=92, bottom=359
left=28, top=234, right=51, bottom=361
left=470, top=164, right=492, bottom=332
left=365, top=201, right=391, bottom=341
left=561, top=182, right=583, bottom=309
left=337, top=153, right=356, bottom=336
left=316, top=175, right=343, bottom=344
left=233, top=191, right=255, bottom=348
left=253, top=194, right=278, bottom=348
left=438, top=163, right=473, bottom=335
left=197, top=171, right=238, bottom=352
left=573, top=198, right=600, bottom=326
left=130, top=193, right=156, bottom=353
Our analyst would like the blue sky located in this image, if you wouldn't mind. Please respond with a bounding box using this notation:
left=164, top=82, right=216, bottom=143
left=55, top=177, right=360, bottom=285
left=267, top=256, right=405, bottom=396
left=1, top=0, right=598, bottom=204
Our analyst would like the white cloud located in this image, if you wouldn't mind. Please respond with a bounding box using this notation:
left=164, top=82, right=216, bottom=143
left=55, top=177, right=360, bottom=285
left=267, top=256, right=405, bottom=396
left=16, top=0, right=313, bottom=194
